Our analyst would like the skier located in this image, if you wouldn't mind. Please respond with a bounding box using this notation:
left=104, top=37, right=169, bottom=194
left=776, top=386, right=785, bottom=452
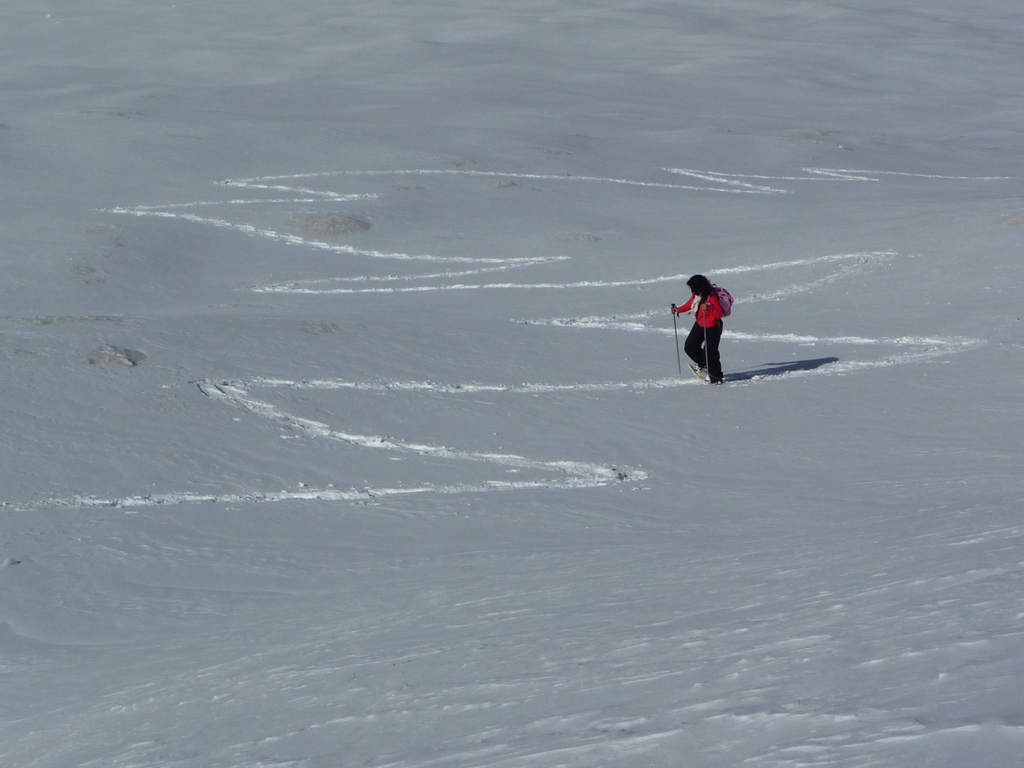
left=672, top=274, right=724, bottom=384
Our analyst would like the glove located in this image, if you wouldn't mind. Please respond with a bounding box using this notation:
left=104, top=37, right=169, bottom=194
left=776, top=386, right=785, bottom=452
left=671, top=304, right=680, bottom=315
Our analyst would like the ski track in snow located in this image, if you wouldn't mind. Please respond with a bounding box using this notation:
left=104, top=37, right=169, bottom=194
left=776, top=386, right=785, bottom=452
left=252, top=249, right=893, bottom=295
left=38, top=382, right=644, bottom=511
left=231, top=333, right=984, bottom=400
left=665, top=166, right=1018, bottom=190
left=66, top=167, right=990, bottom=511
left=222, top=168, right=776, bottom=195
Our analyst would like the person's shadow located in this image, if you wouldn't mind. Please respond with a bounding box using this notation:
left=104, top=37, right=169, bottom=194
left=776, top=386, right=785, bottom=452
left=724, top=356, right=839, bottom=382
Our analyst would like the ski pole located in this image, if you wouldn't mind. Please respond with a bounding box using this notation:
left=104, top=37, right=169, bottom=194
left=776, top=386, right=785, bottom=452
left=671, top=305, right=682, bottom=377
left=704, top=321, right=709, bottom=374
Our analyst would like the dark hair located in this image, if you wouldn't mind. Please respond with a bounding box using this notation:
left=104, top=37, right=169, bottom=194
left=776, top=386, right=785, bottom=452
left=686, top=274, right=713, bottom=298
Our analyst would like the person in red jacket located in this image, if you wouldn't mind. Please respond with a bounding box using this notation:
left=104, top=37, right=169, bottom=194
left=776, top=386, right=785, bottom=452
left=672, top=274, right=724, bottom=383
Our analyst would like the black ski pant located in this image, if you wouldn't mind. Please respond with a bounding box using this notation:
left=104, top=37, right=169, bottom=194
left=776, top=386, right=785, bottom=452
left=684, top=320, right=723, bottom=382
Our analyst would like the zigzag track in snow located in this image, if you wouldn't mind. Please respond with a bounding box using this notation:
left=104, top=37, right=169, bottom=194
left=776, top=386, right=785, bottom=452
left=57, top=165, right=991, bottom=512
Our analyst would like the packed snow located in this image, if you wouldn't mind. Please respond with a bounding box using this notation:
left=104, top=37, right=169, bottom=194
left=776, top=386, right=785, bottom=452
left=2, top=1, right=1023, bottom=766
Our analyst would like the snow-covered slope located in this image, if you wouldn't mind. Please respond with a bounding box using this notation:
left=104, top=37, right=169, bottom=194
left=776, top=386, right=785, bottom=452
left=2, top=2, right=1023, bottom=766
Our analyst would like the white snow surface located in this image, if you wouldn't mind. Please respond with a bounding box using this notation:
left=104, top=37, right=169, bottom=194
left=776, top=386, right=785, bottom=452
left=2, top=1, right=1024, bottom=766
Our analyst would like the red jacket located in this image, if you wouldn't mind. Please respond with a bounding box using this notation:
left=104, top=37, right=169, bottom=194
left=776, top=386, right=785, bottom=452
left=676, top=293, right=723, bottom=328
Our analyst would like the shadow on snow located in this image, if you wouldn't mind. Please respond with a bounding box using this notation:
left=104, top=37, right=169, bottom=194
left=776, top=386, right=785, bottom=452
left=725, top=356, right=840, bottom=382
